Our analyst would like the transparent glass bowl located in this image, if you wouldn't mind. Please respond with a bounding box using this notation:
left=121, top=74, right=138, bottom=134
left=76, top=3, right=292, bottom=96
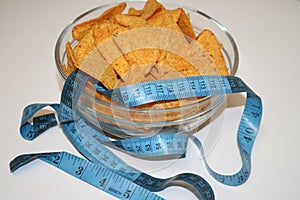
left=55, top=0, right=239, bottom=138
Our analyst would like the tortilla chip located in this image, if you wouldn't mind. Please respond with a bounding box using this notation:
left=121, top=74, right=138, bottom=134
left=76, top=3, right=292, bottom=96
left=96, top=19, right=129, bottom=35
left=116, top=49, right=160, bottom=83
left=154, top=27, right=190, bottom=58
left=97, top=39, right=130, bottom=77
left=196, top=29, right=229, bottom=75
left=177, top=8, right=196, bottom=40
left=108, top=56, right=130, bottom=80
left=112, top=28, right=154, bottom=54
left=92, top=26, right=112, bottom=46
left=73, top=30, right=96, bottom=65
left=127, top=49, right=160, bottom=66
left=128, top=7, right=143, bottom=16
left=146, top=13, right=164, bottom=27
left=147, top=8, right=180, bottom=28
left=92, top=20, right=130, bottom=79
left=72, top=2, right=127, bottom=41
left=163, top=22, right=183, bottom=33
left=158, top=51, right=200, bottom=77
left=93, top=20, right=128, bottom=47
left=80, top=48, right=107, bottom=79
left=65, top=41, right=78, bottom=74
left=147, top=8, right=194, bottom=38
left=73, top=20, right=127, bottom=66
left=114, top=14, right=147, bottom=28
left=111, top=27, right=163, bottom=79
left=99, top=65, right=121, bottom=89
left=118, top=62, right=186, bottom=87
left=184, top=39, right=220, bottom=75
left=112, top=26, right=198, bottom=82
left=80, top=48, right=120, bottom=89
left=118, top=64, right=157, bottom=86
left=140, top=0, right=163, bottom=20
left=73, top=24, right=125, bottom=89
left=163, top=9, right=182, bottom=24
left=97, top=36, right=130, bottom=80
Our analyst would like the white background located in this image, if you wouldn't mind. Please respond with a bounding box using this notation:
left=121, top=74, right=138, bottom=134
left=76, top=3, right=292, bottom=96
left=1, top=0, right=300, bottom=199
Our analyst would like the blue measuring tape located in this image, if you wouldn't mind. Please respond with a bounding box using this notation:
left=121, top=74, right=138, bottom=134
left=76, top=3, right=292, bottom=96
left=10, top=69, right=262, bottom=199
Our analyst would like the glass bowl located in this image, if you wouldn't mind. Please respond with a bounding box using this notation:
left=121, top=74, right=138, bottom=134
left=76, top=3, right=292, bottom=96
left=54, top=0, right=239, bottom=138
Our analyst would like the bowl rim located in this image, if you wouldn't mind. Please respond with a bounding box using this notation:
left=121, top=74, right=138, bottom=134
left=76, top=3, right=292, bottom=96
left=54, top=0, right=239, bottom=114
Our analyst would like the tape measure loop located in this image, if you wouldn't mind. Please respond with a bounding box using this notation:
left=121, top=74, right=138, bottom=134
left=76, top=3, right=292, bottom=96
left=20, top=103, right=59, bottom=141
left=13, top=69, right=263, bottom=199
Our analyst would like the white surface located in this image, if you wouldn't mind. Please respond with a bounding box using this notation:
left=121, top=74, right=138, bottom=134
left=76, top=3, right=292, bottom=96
left=1, top=0, right=300, bottom=199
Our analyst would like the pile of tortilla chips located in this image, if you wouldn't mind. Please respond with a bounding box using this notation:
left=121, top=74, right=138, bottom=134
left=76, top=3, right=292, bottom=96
left=64, top=0, right=229, bottom=128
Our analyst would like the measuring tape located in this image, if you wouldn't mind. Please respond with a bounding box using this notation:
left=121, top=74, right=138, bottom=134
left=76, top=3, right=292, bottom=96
left=10, top=69, right=262, bottom=199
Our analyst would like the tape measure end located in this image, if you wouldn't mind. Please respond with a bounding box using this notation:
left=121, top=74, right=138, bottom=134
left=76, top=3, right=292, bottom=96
left=9, top=154, right=38, bottom=173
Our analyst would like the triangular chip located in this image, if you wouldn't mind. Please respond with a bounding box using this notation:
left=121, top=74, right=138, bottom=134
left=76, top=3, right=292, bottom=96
left=128, top=7, right=143, bottom=16
left=96, top=35, right=131, bottom=80
left=65, top=42, right=78, bottom=74
left=158, top=51, right=200, bottom=77
left=112, top=28, right=161, bottom=79
left=99, top=65, right=121, bottom=89
left=96, top=19, right=129, bottom=34
left=177, top=8, right=196, bottom=40
left=140, top=0, right=163, bottom=20
left=147, top=8, right=181, bottom=28
left=196, top=29, right=229, bottom=75
left=73, top=30, right=97, bottom=65
left=93, top=20, right=130, bottom=80
left=114, top=14, right=148, bottom=28
left=72, top=2, right=126, bottom=41
left=80, top=48, right=107, bottom=79
left=185, top=39, right=220, bottom=75
left=80, top=48, right=121, bottom=89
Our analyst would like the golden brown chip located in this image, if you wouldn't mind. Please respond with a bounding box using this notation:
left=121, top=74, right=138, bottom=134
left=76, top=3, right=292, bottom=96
left=99, top=65, right=121, bottom=89
left=163, top=22, right=182, bottom=33
left=158, top=51, right=200, bottom=77
left=79, top=48, right=107, bottom=80
left=147, top=8, right=195, bottom=39
left=140, top=0, right=163, bottom=20
left=162, top=9, right=182, bottom=25
left=177, top=8, right=196, bottom=40
left=73, top=30, right=97, bottom=65
left=128, top=7, right=143, bottom=16
left=147, top=8, right=180, bottom=28
left=125, top=49, right=160, bottom=67
left=111, top=26, right=217, bottom=82
left=65, top=41, right=78, bottom=74
left=97, top=19, right=129, bottom=35
left=92, top=25, right=113, bottom=46
left=93, top=20, right=130, bottom=80
left=196, top=29, right=229, bottom=75
left=108, top=56, right=130, bottom=80
left=118, top=64, right=157, bottom=86
left=72, top=23, right=126, bottom=89
left=114, top=14, right=147, bottom=28
left=119, top=62, right=191, bottom=87
left=72, top=2, right=127, bottom=41
left=120, top=49, right=161, bottom=82
left=80, top=48, right=121, bottom=89
left=186, top=40, right=220, bottom=75
left=145, top=13, right=164, bottom=27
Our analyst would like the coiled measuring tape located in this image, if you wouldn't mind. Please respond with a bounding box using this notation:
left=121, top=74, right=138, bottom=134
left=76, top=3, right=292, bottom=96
left=10, top=69, right=262, bottom=199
